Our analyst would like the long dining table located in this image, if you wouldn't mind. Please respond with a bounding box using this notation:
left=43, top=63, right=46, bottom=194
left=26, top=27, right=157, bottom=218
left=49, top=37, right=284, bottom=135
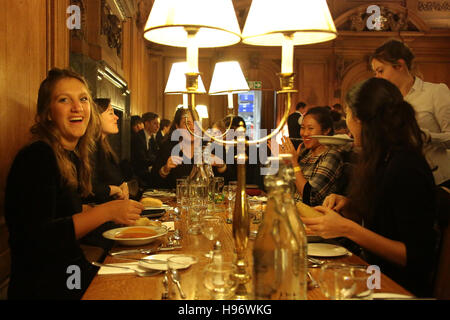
left=82, top=194, right=413, bottom=301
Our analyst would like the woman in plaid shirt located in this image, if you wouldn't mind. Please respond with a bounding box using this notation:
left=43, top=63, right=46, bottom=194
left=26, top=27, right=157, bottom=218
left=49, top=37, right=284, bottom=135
left=282, top=107, right=344, bottom=206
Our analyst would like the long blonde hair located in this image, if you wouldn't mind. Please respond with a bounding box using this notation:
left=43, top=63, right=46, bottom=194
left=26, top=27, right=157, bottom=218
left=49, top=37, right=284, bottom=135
left=30, top=68, right=98, bottom=197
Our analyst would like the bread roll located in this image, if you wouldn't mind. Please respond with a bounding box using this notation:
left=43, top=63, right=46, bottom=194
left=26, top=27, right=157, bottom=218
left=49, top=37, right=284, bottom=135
left=296, top=201, right=324, bottom=218
left=140, top=197, right=163, bottom=207
left=134, top=217, right=162, bottom=227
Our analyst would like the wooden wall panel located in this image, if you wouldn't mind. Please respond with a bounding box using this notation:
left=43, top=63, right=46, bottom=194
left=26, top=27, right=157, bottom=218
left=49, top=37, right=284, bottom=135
left=300, top=62, right=329, bottom=107
left=419, top=62, right=450, bottom=85
left=0, top=0, right=69, bottom=300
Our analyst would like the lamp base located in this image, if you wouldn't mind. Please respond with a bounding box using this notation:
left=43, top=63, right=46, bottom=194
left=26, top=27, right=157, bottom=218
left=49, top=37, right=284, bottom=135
left=277, top=73, right=298, bottom=93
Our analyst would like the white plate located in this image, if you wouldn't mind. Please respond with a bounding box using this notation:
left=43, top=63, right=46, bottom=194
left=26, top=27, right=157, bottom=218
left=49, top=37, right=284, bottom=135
left=310, top=135, right=353, bottom=146
left=144, top=204, right=171, bottom=210
left=102, top=225, right=168, bottom=246
left=308, top=243, right=349, bottom=257
left=372, top=293, right=414, bottom=300
left=138, top=254, right=197, bottom=271
left=143, top=190, right=176, bottom=197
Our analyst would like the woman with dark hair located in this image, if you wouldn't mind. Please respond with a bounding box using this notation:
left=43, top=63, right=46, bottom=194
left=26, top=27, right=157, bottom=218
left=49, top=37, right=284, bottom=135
left=281, top=106, right=344, bottom=206
left=5, top=69, right=143, bottom=299
left=88, top=98, right=128, bottom=203
left=302, top=78, right=438, bottom=297
left=371, top=39, right=450, bottom=187
left=151, top=108, right=226, bottom=189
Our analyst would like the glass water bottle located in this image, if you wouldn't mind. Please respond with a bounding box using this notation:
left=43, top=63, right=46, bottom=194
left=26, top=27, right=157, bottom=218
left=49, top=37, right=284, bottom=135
left=252, top=156, right=308, bottom=300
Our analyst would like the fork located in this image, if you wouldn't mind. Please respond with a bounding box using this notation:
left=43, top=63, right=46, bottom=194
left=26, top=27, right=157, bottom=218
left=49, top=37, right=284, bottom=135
left=91, top=262, right=162, bottom=277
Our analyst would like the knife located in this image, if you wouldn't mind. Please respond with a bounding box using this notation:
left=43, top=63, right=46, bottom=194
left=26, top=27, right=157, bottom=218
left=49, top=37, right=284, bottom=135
left=110, top=246, right=182, bottom=256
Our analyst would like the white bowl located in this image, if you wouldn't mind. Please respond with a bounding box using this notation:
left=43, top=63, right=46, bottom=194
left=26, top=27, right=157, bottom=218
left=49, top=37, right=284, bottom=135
left=102, top=225, right=168, bottom=246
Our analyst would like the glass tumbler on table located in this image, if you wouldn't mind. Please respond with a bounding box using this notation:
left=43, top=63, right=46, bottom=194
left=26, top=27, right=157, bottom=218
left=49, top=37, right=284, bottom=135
left=319, top=263, right=373, bottom=300
left=200, top=215, right=222, bottom=258
left=188, top=183, right=208, bottom=235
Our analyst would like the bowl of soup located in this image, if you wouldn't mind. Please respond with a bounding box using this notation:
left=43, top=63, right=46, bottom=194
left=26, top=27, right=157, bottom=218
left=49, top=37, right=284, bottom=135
left=102, top=225, right=168, bottom=246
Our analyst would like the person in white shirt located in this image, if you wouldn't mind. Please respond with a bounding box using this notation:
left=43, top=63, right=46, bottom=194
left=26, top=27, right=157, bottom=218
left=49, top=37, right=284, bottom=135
left=371, top=39, right=450, bottom=187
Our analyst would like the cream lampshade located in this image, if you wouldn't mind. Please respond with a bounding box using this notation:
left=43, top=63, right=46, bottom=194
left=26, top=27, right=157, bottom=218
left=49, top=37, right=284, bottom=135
left=164, top=62, right=206, bottom=94
left=242, top=0, right=337, bottom=74
left=209, top=61, right=249, bottom=109
left=144, top=0, right=242, bottom=73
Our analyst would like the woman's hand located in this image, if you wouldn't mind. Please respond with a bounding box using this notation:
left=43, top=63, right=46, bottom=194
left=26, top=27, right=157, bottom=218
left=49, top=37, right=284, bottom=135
left=322, top=194, right=349, bottom=212
left=301, top=206, right=351, bottom=239
left=281, top=136, right=300, bottom=166
left=103, top=199, right=144, bottom=225
left=119, top=182, right=129, bottom=200
left=166, top=156, right=183, bottom=169
left=109, top=183, right=129, bottom=200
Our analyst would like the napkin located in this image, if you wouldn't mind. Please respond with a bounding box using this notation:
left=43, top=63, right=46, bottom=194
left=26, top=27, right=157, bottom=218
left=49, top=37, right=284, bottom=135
left=97, top=262, right=146, bottom=275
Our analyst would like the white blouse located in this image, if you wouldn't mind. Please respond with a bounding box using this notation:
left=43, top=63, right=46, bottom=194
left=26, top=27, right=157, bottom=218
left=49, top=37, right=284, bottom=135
left=404, top=77, right=450, bottom=185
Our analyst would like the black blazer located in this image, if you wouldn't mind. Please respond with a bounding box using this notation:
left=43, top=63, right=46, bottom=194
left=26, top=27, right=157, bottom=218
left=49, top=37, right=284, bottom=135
left=130, top=129, right=159, bottom=187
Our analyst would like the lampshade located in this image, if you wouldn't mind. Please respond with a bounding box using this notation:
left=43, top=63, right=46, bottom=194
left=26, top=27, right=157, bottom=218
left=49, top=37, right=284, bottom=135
left=165, top=62, right=206, bottom=94
left=143, top=0, right=242, bottom=48
left=209, top=61, right=249, bottom=95
left=196, top=105, right=209, bottom=118
left=242, top=0, right=337, bottom=46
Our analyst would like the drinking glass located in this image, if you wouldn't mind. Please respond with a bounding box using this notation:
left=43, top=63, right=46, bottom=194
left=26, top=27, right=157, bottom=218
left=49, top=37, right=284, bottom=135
left=319, top=263, right=373, bottom=300
left=225, top=183, right=237, bottom=224
left=188, top=183, right=208, bottom=235
left=248, top=198, right=263, bottom=239
left=203, top=262, right=237, bottom=300
left=214, top=177, right=225, bottom=206
left=176, top=178, right=187, bottom=206
left=200, top=215, right=222, bottom=258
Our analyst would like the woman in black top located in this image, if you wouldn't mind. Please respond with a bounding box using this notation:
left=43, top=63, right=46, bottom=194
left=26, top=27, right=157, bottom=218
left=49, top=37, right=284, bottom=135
left=5, top=69, right=143, bottom=299
left=89, top=98, right=128, bottom=203
left=151, top=108, right=226, bottom=189
left=302, top=78, right=438, bottom=297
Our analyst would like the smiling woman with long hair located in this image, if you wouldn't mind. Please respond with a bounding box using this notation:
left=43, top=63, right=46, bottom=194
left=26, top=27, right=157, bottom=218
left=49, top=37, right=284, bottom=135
left=5, top=69, right=143, bottom=299
left=301, top=78, right=438, bottom=297
left=281, top=106, right=344, bottom=206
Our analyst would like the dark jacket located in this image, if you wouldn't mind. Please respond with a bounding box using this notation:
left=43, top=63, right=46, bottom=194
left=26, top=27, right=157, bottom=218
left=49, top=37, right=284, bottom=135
left=130, top=129, right=159, bottom=188
left=5, top=141, right=98, bottom=299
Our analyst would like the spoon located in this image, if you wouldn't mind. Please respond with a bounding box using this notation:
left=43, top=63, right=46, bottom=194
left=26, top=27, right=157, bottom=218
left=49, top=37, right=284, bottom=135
left=307, top=272, right=319, bottom=289
left=91, top=262, right=162, bottom=277
left=170, top=269, right=186, bottom=299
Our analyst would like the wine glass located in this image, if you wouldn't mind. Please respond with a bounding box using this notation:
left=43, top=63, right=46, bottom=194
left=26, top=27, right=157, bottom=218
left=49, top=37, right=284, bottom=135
left=200, top=215, right=222, bottom=258
left=214, top=177, right=225, bottom=209
left=225, top=183, right=237, bottom=224
left=248, top=198, right=263, bottom=239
